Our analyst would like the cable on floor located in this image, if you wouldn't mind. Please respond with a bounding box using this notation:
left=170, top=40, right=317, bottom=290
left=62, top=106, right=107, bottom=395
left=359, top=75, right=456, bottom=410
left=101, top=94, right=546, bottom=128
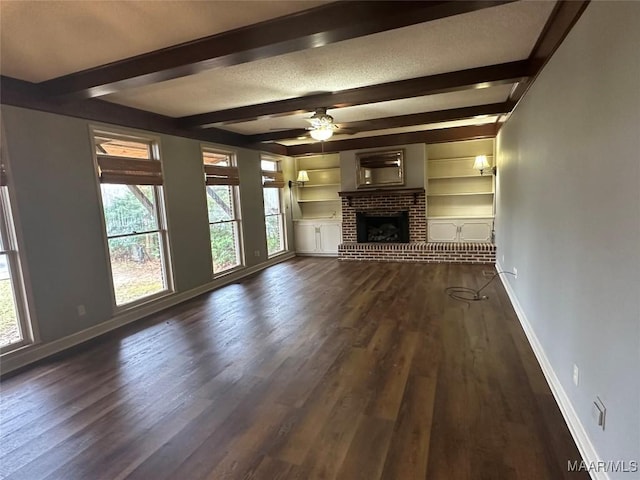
left=445, top=271, right=516, bottom=306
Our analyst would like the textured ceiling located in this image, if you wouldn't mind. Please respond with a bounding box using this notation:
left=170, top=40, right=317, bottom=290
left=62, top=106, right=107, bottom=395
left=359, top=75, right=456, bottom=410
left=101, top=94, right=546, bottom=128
left=0, top=0, right=329, bottom=82
left=102, top=1, right=554, bottom=118
left=223, top=84, right=515, bottom=135
left=277, top=116, right=502, bottom=146
left=0, top=0, right=564, bottom=150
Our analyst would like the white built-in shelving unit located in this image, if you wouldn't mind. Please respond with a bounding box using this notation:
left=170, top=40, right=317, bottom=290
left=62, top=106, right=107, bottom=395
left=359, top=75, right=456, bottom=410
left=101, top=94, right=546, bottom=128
left=292, top=153, right=342, bottom=255
left=426, top=138, right=495, bottom=242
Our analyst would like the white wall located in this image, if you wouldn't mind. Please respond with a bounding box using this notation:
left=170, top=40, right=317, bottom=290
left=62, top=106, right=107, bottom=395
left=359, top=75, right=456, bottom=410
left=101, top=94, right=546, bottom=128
left=495, top=2, right=640, bottom=476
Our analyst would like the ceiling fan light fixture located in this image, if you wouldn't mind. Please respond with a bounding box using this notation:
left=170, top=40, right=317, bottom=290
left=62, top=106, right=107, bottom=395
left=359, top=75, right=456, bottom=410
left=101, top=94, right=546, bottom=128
left=309, top=125, right=334, bottom=141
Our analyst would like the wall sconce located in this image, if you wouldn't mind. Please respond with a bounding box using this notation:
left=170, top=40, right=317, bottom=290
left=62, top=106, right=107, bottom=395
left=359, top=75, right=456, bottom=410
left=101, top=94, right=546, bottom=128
left=289, top=170, right=310, bottom=188
left=473, top=155, right=496, bottom=176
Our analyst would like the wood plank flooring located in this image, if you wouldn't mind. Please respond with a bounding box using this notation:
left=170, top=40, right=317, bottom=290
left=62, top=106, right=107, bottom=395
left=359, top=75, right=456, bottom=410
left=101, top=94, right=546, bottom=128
left=0, top=259, right=588, bottom=479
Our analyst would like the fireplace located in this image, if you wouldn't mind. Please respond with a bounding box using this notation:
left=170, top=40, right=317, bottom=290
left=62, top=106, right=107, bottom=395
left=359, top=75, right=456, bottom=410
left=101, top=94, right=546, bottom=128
left=338, top=188, right=495, bottom=264
left=356, top=211, right=409, bottom=243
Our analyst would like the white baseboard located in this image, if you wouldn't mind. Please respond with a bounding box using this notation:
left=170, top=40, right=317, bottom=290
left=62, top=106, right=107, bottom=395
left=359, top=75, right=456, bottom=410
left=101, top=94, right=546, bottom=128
left=495, top=262, right=607, bottom=480
left=1, top=252, right=295, bottom=375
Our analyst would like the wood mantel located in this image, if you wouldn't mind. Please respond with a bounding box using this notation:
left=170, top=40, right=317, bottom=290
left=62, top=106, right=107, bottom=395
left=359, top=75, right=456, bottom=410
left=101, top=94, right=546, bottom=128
left=338, top=188, right=425, bottom=206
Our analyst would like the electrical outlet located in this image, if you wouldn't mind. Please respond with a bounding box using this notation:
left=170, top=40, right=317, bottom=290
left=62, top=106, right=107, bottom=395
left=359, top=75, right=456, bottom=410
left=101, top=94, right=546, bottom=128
left=254, top=250, right=260, bottom=257
left=502, top=254, right=505, bottom=264
left=573, top=364, right=579, bottom=386
left=513, top=267, right=518, bottom=279
left=77, top=304, right=86, bottom=317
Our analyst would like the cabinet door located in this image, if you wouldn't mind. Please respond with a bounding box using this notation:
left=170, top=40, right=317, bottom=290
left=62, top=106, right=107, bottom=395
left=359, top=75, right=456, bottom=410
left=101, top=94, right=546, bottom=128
left=428, top=221, right=458, bottom=242
left=294, top=223, right=319, bottom=253
left=459, top=220, right=492, bottom=242
left=319, top=223, right=341, bottom=254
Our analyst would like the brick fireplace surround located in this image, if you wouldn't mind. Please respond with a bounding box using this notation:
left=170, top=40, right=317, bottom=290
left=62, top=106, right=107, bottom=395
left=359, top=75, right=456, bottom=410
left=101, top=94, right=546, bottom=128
left=338, top=189, right=496, bottom=264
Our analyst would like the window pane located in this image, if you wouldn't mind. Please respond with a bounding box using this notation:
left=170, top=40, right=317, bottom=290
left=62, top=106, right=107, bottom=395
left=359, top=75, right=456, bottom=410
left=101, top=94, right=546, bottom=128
left=101, top=184, right=158, bottom=236
left=203, top=151, right=231, bottom=166
left=265, top=214, right=284, bottom=256
left=210, top=221, right=241, bottom=273
left=263, top=188, right=281, bottom=215
left=0, top=254, right=21, bottom=347
left=206, top=185, right=234, bottom=223
left=108, top=233, right=166, bottom=306
left=261, top=159, right=277, bottom=171
left=95, top=136, right=151, bottom=159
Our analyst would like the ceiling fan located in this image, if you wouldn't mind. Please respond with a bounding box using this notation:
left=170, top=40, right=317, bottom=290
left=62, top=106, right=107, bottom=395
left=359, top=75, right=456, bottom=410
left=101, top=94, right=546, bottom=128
left=305, top=107, right=356, bottom=141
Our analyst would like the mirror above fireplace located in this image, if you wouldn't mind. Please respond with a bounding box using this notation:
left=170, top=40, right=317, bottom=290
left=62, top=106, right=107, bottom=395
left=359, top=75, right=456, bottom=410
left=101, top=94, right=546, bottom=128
left=356, top=149, right=404, bottom=189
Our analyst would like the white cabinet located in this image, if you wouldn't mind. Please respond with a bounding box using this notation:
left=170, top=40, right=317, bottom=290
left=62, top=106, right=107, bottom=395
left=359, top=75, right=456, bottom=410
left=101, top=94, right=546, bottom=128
left=294, top=220, right=342, bottom=256
left=428, top=218, right=493, bottom=243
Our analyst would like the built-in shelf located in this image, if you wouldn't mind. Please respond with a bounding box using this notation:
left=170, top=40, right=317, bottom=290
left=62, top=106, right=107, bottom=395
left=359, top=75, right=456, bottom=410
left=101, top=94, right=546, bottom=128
left=426, top=139, right=495, bottom=241
left=297, top=198, right=341, bottom=203
left=427, top=215, right=495, bottom=220
left=429, top=174, right=484, bottom=180
left=427, top=192, right=493, bottom=197
left=294, top=154, right=342, bottom=220
left=300, top=183, right=341, bottom=188
left=304, top=167, right=340, bottom=173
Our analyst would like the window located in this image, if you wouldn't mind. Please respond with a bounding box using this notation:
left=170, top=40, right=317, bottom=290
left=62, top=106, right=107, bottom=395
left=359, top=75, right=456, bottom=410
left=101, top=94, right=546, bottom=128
left=0, top=161, right=33, bottom=352
left=93, top=130, right=172, bottom=307
left=202, top=148, right=243, bottom=274
left=261, top=157, right=286, bottom=256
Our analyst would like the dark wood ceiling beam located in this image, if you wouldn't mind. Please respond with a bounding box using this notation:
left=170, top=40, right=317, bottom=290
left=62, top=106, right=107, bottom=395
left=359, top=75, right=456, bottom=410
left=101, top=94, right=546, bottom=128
left=509, top=0, right=589, bottom=104
left=286, top=124, right=498, bottom=156
left=38, top=0, right=515, bottom=101
left=246, top=102, right=513, bottom=143
left=0, top=76, right=246, bottom=148
left=181, top=61, right=528, bottom=128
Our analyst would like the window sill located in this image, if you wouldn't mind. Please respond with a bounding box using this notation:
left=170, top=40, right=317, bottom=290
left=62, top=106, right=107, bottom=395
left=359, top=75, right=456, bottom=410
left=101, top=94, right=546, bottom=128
left=113, top=289, right=174, bottom=315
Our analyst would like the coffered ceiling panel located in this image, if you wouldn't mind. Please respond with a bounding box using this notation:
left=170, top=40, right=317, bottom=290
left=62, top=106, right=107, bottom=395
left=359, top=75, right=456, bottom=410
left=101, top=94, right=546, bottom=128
left=0, top=0, right=329, bottom=82
left=103, top=1, right=554, bottom=117
left=220, top=84, right=515, bottom=135
left=277, top=116, right=501, bottom=146
left=1, top=0, right=589, bottom=155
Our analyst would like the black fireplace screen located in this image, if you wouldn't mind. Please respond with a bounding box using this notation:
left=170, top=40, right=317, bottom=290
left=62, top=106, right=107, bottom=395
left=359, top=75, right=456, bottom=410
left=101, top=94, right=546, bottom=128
left=356, top=211, right=410, bottom=243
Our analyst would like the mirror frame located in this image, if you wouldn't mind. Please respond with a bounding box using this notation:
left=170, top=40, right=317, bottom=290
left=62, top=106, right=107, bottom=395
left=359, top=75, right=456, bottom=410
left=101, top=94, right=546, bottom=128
left=355, top=149, right=405, bottom=189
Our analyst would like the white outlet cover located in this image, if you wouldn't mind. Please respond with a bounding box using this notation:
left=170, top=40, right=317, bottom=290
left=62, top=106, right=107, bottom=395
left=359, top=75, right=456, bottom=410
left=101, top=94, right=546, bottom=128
left=573, top=364, right=579, bottom=386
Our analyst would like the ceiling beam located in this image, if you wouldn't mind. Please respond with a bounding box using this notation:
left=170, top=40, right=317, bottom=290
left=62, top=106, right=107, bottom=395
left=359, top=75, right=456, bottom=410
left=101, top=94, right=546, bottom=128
left=246, top=102, right=513, bottom=143
left=0, top=76, right=247, bottom=148
left=509, top=0, right=590, bottom=104
left=286, top=124, right=498, bottom=156
left=38, top=0, right=515, bottom=101
left=180, top=61, right=528, bottom=128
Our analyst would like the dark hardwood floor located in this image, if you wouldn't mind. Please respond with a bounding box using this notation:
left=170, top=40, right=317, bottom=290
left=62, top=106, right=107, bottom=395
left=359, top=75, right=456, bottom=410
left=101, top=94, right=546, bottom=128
left=0, top=259, right=587, bottom=480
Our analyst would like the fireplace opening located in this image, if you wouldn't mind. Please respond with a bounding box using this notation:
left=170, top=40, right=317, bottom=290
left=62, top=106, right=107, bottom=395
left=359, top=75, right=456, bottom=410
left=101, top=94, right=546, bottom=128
left=356, top=211, right=410, bottom=243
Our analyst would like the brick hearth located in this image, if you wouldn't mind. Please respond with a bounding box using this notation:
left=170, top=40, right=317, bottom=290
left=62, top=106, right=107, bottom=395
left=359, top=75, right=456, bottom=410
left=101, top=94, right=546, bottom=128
left=338, top=188, right=495, bottom=264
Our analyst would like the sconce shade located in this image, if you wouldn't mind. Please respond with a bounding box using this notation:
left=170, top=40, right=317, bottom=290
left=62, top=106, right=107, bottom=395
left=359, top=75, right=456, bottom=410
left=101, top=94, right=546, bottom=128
left=296, top=170, right=310, bottom=183
left=309, top=125, right=334, bottom=141
left=473, top=155, right=490, bottom=171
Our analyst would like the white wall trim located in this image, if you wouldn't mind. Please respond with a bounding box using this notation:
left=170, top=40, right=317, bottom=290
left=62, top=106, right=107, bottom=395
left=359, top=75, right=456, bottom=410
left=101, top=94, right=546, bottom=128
left=496, top=262, right=607, bottom=480
left=1, top=252, right=295, bottom=375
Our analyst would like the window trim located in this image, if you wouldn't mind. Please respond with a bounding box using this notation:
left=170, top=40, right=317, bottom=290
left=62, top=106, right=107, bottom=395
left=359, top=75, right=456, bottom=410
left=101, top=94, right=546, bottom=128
left=201, top=145, right=245, bottom=277
left=261, top=155, right=287, bottom=257
left=90, top=126, right=174, bottom=312
left=0, top=154, right=38, bottom=354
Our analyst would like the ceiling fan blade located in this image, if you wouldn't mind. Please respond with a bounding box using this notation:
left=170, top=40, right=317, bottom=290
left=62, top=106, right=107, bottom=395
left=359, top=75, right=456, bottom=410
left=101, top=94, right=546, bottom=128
left=335, top=126, right=358, bottom=135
